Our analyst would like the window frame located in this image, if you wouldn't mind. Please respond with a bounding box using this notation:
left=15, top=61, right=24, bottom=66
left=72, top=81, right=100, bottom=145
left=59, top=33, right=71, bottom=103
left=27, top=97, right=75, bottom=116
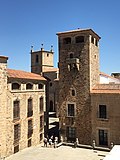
left=27, top=98, right=33, bottom=117
left=67, top=103, right=75, bottom=117
left=98, top=105, right=107, bottom=119
left=13, top=100, right=20, bottom=120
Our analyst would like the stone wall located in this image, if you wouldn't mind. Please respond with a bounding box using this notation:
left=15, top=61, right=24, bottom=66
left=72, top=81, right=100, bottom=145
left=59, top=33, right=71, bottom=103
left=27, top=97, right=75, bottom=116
left=57, top=30, right=100, bottom=145
left=91, top=93, right=120, bottom=147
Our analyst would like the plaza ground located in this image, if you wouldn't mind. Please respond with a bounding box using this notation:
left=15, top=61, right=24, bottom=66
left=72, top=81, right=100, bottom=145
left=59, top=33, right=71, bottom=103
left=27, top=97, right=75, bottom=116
left=6, top=144, right=109, bottom=160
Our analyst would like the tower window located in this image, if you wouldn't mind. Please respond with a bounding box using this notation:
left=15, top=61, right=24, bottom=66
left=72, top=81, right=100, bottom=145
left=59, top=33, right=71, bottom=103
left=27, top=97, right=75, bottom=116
left=95, top=39, right=98, bottom=46
left=99, top=105, right=107, bottom=119
left=36, top=55, right=39, bottom=63
left=70, top=53, right=74, bottom=58
left=67, top=104, right=75, bottom=117
left=63, top=37, right=71, bottom=44
left=75, top=36, right=84, bottom=43
left=91, top=36, right=94, bottom=44
left=71, top=89, right=75, bottom=96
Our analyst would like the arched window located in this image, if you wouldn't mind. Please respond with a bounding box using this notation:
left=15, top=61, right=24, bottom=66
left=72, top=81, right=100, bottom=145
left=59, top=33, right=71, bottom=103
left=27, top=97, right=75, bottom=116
left=12, top=83, right=20, bottom=90
left=71, top=89, right=76, bottom=96
left=70, top=53, right=74, bottom=58
left=75, top=36, right=84, bottom=43
left=38, top=83, right=44, bottom=89
left=36, top=54, right=39, bottom=63
left=63, top=37, right=71, bottom=44
left=26, top=83, right=33, bottom=90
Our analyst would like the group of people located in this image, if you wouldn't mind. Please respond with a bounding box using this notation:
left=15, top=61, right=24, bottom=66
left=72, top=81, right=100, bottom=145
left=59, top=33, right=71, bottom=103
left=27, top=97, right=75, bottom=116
left=44, top=135, right=58, bottom=148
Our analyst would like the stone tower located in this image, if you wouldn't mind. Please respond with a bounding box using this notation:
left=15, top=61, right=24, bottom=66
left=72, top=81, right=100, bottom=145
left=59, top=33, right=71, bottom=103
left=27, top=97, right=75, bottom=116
left=31, top=46, right=54, bottom=75
left=0, top=56, right=8, bottom=157
left=57, top=29, right=100, bottom=144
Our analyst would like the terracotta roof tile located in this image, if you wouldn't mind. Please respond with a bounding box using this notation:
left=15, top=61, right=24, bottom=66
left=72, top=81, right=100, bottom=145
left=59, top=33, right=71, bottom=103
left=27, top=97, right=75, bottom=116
left=91, top=84, right=120, bottom=94
left=7, top=69, right=46, bottom=81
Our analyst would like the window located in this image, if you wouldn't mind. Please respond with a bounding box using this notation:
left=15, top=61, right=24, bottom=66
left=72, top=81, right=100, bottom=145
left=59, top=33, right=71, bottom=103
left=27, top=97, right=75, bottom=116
left=14, top=124, right=20, bottom=142
left=26, top=83, right=33, bottom=90
left=67, top=104, right=75, bottom=116
left=70, top=53, right=74, bottom=58
left=39, top=97, right=44, bottom=113
left=13, top=100, right=20, bottom=120
left=75, top=36, right=84, bottom=43
left=12, top=83, right=20, bottom=90
left=38, top=83, right=43, bottom=89
left=40, top=116, right=44, bottom=128
left=99, top=105, right=107, bottom=119
left=63, top=37, right=71, bottom=44
left=99, top=129, right=108, bottom=146
left=95, top=39, right=98, bottom=46
left=91, top=36, right=94, bottom=44
left=36, top=54, right=39, bottom=63
left=28, top=120, right=33, bottom=138
left=50, top=82, right=52, bottom=87
left=27, top=98, right=33, bottom=117
left=71, top=89, right=75, bottom=96
left=66, top=127, right=76, bottom=142
left=14, top=145, right=19, bottom=153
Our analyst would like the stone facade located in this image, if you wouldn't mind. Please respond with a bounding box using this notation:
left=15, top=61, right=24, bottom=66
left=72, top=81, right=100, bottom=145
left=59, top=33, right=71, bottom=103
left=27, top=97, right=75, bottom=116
left=0, top=56, right=46, bottom=158
left=57, top=29, right=100, bottom=144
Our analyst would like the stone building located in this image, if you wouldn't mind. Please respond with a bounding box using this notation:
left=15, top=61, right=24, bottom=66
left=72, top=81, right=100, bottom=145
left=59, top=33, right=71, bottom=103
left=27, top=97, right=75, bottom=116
left=0, top=56, right=46, bottom=158
left=56, top=28, right=120, bottom=147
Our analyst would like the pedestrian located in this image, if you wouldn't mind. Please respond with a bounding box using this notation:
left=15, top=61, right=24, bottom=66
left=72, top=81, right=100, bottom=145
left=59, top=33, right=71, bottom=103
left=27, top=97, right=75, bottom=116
left=44, top=137, right=47, bottom=147
left=49, top=138, right=52, bottom=147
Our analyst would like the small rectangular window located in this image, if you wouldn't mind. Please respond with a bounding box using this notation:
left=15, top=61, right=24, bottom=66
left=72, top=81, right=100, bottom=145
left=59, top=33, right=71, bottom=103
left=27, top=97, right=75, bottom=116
left=27, top=98, right=33, bottom=117
left=28, top=120, right=33, bottom=138
left=14, top=124, right=20, bottom=142
left=99, top=105, right=107, bottom=119
left=13, top=100, right=20, bottom=120
left=67, top=104, right=75, bottom=116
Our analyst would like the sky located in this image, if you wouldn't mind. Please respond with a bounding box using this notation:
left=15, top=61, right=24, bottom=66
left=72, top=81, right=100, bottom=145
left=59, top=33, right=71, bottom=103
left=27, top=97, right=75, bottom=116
left=0, top=0, right=120, bottom=75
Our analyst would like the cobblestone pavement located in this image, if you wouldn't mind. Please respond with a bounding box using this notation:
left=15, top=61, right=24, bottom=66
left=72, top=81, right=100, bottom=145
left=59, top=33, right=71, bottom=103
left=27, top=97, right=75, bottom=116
left=6, top=145, right=109, bottom=160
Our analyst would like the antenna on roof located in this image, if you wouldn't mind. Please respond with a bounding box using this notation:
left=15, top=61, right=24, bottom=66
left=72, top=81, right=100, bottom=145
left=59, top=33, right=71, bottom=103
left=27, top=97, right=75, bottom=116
left=50, top=45, right=53, bottom=52
left=41, top=43, right=44, bottom=51
left=31, top=45, right=34, bottom=52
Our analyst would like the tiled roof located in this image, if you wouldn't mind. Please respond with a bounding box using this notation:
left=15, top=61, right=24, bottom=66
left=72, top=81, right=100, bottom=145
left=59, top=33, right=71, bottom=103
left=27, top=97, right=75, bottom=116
left=43, top=67, right=58, bottom=73
left=7, top=69, right=46, bottom=81
left=91, top=84, right=120, bottom=94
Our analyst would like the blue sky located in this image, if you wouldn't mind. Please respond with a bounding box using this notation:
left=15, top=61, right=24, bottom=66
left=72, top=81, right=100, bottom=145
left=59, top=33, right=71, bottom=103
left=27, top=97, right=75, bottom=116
left=0, top=0, right=120, bottom=74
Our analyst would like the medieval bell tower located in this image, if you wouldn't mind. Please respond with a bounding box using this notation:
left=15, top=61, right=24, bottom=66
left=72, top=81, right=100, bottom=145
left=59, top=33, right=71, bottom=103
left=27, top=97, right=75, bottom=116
left=31, top=45, right=54, bottom=75
left=57, top=29, right=100, bottom=144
